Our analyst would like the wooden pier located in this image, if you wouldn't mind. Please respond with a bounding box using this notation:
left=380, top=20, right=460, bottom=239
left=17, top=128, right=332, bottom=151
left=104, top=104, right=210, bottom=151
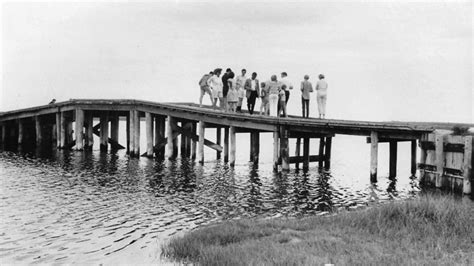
left=0, top=99, right=472, bottom=193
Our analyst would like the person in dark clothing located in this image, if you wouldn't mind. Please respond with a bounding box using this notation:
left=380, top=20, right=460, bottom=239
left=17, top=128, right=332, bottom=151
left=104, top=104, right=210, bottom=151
left=221, top=68, right=232, bottom=111
left=244, top=72, right=260, bottom=114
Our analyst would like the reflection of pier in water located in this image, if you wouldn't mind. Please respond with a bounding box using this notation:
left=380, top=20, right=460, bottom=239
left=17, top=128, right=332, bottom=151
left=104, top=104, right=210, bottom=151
left=0, top=99, right=472, bottom=193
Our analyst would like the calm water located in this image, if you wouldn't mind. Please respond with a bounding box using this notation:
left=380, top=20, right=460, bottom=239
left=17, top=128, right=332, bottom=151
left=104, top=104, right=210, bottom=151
left=1, top=134, right=424, bottom=264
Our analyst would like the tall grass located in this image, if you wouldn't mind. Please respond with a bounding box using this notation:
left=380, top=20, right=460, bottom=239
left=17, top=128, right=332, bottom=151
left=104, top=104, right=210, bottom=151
left=162, top=193, right=474, bottom=265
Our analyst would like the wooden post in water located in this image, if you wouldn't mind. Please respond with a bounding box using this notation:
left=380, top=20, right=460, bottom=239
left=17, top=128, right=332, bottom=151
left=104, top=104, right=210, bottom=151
left=252, top=131, right=260, bottom=163
left=411, top=140, right=417, bottom=176
left=60, top=112, right=66, bottom=148
left=462, top=136, right=472, bottom=194
left=250, top=131, right=254, bottom=162
left=166, top=116, right=174, bottom=159
left=184, top=122, right=192, bottom=157
left=75, top=109, right=84, bottom=150
left=229, top=126, right=236, bottom=167
left=180, top=122, right=187, bottom=156
left=216, top=127, right=221, bottom=159
left=273, top=130, right=279, bottom=171
left=280, top=128, right=289, bottom=171
left=370, top=131, right=378, bottom=182
left=17, top=119, right=24, bottom=146
left=295, top=138, right=301, bottom=169
left=318, top=137, right=325, bottom=169
left=134, top=111, right=141, bottom=156
left=100, top=112, right=109, bottom=152
left=35, top=116, right=42, bottom=147
left=55, top=113, right=61, bottom=148
left=303, top=138, right=310, bottom=171
left=110, top=114, right=119, bottom=149
left=155, top=116, right=166, bottom=159
left=85, top=112, right=93, bottom=150
left=435, top=133, right=444, bottom=188
left=324, top=137, right=332, bottom=170
left=129, top=110, right=135, bottom=156
left=198, top=121, right=205, bottom=163
left=389, top=140, right=397, bottom=178
left=224, top=127, right=229, bottom=162
left=191, top=122, right=197, bottom=160
left=146, top=112, right=153, bottom=157
left=419, top=135, right=427, bottom=182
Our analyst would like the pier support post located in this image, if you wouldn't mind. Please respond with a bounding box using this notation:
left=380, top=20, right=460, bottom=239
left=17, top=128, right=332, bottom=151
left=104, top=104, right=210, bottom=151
left=134, top=111, right=141, bottom=156
left=224, top=127, right=229, bottom=162
left=185, top=122, right=192, bottom=157
left=419, top=135, right=427, bottom=183
left=280, top=128, right=289, bottom=171
left=216, top=127, right=221, bottom=159
left=126, top=113, right=130, bottom=154
left=389, top=140, right=397, bottom=178
left=155, top=116, right=166, bottom=159
left=324, top=137, right=332, bottom=170
left=180, top=122, right=187, bottom=157
left=75, top=109, right=84, bottom=150
left=17, top=119, right=24, bottom=146
left=60, top=112, right=66, bottom=148
left=303, top=138, right=310, bottom=171
left=251, top=131, right=260, bottom=164
left=1, top=124, right=5, bottom=149
left=129, top=110, right=135, bottom=156
left=85, top=112, right=94, bottom=150
left=191, top=122, right=197, bottom=160
left=55, top=113, right=61, bottom=148
left=166, top=116, right=174, bottom=159
left=318, top=138, right=325, bottom=169
left=35, top=116, right=42, bottom=147
left=462, top=136, right=472, bottom=194
left=295, top=138, right=301, bottom=169
left=435, top=133, right=444, bottom=188
left=110, top=114, right=119, bottom=150
left=146, top=112, right=153, bottom=157
left=273, top=130, right=279, bottom=171
left=229, top=126, right=236, bottom=167
left=370, top=131, right=378, bottom=182
left=100, top=112, right=109, bottom=152
left=198, top=121, right=205, bottom=163
left=411, top=140, right=417, bottom=176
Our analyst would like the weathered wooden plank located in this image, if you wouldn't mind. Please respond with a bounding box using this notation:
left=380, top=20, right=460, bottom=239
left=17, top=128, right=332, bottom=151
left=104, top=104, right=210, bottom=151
left=289, top=155, right=321, bottom=164
left=462, top=136, right=472, bottom=194
left=435, top=133, right=444, bottom=188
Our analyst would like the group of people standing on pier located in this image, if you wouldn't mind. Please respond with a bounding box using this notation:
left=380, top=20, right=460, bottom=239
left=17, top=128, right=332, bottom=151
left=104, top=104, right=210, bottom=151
left=199, top=68, right=328, bottom=119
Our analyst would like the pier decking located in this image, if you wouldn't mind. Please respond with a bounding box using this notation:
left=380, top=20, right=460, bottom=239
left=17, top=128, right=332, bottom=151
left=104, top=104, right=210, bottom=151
left=0, top=99, right=472, bottom=193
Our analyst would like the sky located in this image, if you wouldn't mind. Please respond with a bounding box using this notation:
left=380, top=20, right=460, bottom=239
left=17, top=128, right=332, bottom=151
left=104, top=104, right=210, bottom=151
left=1, top=0, right=472, bottom=123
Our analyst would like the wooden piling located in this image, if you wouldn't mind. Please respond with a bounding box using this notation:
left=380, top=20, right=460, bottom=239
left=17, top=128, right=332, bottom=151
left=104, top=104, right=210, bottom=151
left=198, top=121, right=205, bottom=163
left=146, top=112, right=153, bottom=157
left=17, top=119, right=24, bottom=146
left=180, top=122, right=187, bottom=156
left=462, top=136, right=472, bottom=194
left=251, top=131, right=260, bottom=163
left=134, top=111, right=141, bottom=156
left=191, top=122, right=197, bottom=160
left=75, top=109, right=84, bottom=150
left=66, top=118, right=73, bottom=147
left=129, top=110, right=135, bottom=156
left=295, top=138, right=301, bottom=169
left=185, top=122, right=192, bottom=157
left=229, top=126, right=236, bottom=167
left=224, top=127, right=229, bottom=162
left=389, top=140, right=397, bottom=178
left=419, top=134, right=427, bottom=182
left=126, top=113, right=130, bottom=153
left=324, top=137, right=332, bottom=170
left=60, top=112, right=66, bottom=148
left=435, top=133, right=444, bottom=188
left=370, top=131, right=378, bottom=182
left=110, top=114, right=119, bottom=149
left=273, top=130, right=279, bottom=171
left=280, top=128, right=289, bottom=171
left=303, top=138, right=310, bottom=171
left=55, top=113, right=61, bottom=148
left=35, top=116, right=42, bottom=146
left=216, top=127, right=222, bottom=159
left=85, top=112, right=93, bottom=149
left=100, top=112, right=109, bottom=152
left=318, top=137, right=325, bottom=169
left=155, top=116, right=166, bottom=159
left=411, top=140, right=417, bottom=176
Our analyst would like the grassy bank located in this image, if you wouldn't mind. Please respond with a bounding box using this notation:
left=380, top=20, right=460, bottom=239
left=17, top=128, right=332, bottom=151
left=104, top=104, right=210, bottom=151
left=162, top=194, right=474, bottom=265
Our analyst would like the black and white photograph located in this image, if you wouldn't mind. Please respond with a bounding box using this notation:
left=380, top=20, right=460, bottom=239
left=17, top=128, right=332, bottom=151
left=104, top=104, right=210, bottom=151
left=1, top=0, right=473, bottom=265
